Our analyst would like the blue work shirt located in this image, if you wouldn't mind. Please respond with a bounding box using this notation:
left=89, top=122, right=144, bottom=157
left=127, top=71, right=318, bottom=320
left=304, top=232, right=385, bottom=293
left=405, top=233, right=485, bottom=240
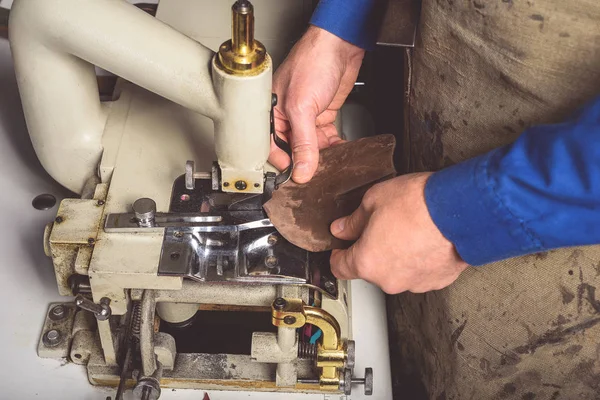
left=312, top=0, right=600, bottom=265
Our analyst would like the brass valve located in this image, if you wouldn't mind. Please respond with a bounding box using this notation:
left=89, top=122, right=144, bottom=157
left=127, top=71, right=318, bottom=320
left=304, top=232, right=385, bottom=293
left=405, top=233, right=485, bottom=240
left=217, top=0, right=267, bottom=75
left=271, top=297, right=354, bottom=392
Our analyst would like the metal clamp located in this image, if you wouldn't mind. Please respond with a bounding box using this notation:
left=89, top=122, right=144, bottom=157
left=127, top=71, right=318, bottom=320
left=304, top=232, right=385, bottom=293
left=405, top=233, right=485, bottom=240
left=271, top=297, right=359, bottom=392
left=75, top=295, right=112, bottom=321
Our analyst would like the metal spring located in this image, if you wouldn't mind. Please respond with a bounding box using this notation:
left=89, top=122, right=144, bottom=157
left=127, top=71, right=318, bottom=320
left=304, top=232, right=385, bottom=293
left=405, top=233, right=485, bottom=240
left=298, top=342, right=318, bottom=360
left=131, top=301, right=142, bottom=336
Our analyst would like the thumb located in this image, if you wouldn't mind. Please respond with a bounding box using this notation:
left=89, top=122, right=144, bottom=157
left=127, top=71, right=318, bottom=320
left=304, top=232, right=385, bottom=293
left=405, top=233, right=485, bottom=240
left=330, top=207, right=368, bottom=241
left=287, top=108, right=319, bottom=184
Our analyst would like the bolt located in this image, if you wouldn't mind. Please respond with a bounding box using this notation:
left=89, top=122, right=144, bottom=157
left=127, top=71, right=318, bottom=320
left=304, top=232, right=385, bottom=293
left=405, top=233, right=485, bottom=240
left=173, top=231, right=184, bottom=238
left=267, top=234, right=278, bottom=245
left=324, top=279, right=336, bottom=294
left=97, top=200, right=105, bottom=206
left=170, top=252, right=180, bottom=261
left=273, top=297, right=287, bottom=310
left=254, top=183, right=260, bottom=188
left=87, top=238, right=95, bottom=246
left=50, top=305, right=66, bottom=320
left=264, top=255, right=278, bottom=268
left=223, top=182, right=230, bottom=187
left=44, top=329, right=61, bottom=347
left=235, top=180, right=247, bottom=191
left=284, top=316, right=297, bottom=325
left=55, top=216, right=63, bottom=224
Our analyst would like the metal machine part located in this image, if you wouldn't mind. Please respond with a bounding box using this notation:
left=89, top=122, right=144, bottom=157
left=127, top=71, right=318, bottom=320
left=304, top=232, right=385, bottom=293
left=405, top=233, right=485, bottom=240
left=104, top=164, right=339, bottom=297
left=271, top=297, right=368, bottom=394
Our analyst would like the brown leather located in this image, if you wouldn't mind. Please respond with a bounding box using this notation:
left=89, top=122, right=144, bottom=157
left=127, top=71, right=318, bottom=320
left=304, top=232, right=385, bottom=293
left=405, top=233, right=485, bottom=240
left=263, top=134, right=396, bottom=252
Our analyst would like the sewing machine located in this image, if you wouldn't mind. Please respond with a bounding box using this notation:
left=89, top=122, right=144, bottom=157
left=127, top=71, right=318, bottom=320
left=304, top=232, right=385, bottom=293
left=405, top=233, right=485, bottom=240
left=9, top=0, right=392, bottom=398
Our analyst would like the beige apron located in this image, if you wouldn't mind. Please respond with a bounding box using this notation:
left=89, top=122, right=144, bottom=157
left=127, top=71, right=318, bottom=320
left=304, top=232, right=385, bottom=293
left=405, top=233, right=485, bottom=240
left=390, top=0, right=600, bottom=398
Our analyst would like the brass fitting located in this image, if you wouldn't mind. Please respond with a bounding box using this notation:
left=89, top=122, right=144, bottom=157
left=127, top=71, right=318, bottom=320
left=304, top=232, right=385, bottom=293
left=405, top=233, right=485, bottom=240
left=217, top=0, right=267, bottom=75
left=271, top=297, right=352, bottom=392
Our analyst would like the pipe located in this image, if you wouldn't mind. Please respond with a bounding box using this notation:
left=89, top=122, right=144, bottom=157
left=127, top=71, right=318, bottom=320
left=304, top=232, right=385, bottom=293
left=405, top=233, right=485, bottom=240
left=140, top=289, right=157, bottom=377
left=9, top=0, right=220, bottom=194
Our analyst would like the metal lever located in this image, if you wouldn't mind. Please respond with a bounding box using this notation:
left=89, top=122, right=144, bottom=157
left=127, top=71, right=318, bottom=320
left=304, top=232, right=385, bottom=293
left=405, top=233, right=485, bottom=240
left=75, top=295, right=112, bottom=321
left=298, top=368, right=374, bottom=396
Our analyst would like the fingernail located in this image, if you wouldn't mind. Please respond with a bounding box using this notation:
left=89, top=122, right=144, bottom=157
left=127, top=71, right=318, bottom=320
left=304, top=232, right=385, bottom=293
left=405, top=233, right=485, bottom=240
left=293, top=161, right=309, bottom=182
left=331, top=218, right=346, bottom=235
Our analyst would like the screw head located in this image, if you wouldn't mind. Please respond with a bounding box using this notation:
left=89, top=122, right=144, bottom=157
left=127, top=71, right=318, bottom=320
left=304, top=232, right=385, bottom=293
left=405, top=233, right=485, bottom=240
left=43, top=329, right=61, bottom=347
left=97, top=200, right=105, bottom=206
left=87, top=238, right=95, bottom=246
left=324, top=279, right=336, bottom=294
left=54, top=216, right=63, bottom=224
left=264, top=255, right=278, bottom=268
left=283, top=315, right=297, bottom=325
left=273, top=297, right=287, bottom=310
left=254, top=183, right=260, bottom=188
left=267, top=235, right=278, bottom=245
left=235, top=180, right=247, bottom=191
left=173, top=231, right=184, bottom=238
left=170, top=252, right=181, bottom=261
left=223, top=182, right=230, bottom=187
left=50, top=305, right=66, bottom=320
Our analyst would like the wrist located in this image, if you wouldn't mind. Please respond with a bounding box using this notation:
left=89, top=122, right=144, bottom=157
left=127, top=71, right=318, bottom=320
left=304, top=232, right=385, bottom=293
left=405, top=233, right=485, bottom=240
left=305, top=25, right=365, bottom=63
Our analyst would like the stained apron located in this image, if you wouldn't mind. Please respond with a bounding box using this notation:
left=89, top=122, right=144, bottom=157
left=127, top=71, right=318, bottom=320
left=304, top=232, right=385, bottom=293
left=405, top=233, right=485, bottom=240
left=389, top=0, right=600, bottom=398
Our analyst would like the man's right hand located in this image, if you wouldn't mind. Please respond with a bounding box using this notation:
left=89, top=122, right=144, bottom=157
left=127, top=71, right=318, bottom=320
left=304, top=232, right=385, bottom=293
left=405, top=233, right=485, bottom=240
left=271, top=26, right=365, bottom=183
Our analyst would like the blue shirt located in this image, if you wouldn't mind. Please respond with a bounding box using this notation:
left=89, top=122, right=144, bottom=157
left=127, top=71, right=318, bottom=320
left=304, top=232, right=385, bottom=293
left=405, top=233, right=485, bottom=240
left=312, top=0, right=600, bottom=265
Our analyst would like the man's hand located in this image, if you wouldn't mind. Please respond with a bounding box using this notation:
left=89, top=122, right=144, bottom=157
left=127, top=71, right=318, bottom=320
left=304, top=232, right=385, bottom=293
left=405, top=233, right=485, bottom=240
left=271, top=26, right=365, bottom=183
left=330, top=173, right=469, bottom=294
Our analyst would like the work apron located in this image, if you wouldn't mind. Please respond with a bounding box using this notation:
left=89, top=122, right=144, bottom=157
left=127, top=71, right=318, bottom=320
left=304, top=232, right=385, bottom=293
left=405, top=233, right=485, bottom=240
left=389, top=0, right=600, bottom=398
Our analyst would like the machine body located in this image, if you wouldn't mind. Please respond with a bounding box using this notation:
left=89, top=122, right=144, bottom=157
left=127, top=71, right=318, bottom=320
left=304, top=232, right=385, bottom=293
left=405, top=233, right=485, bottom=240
left=10, top=0, right=391, bottom=398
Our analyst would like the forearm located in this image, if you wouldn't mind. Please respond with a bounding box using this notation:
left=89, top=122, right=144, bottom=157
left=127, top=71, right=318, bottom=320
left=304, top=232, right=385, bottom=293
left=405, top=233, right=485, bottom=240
left=310, top=0, right=383, bottom=50
left=425, top=96, right=600, bottom=265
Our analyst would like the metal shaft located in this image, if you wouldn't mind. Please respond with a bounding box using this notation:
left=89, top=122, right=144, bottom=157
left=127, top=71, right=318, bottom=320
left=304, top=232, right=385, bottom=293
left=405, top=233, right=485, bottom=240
left=232, top=0, right=254, bottom=55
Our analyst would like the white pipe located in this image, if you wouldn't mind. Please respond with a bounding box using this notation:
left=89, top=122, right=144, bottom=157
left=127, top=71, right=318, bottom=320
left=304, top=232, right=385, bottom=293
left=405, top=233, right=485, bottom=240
left=9, top=0, right=221, bottom=193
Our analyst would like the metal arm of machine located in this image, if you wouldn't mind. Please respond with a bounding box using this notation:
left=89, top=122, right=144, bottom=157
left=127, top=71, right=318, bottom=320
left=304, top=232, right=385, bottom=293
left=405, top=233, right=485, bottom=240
left=9, top=0, right=272, bottom=195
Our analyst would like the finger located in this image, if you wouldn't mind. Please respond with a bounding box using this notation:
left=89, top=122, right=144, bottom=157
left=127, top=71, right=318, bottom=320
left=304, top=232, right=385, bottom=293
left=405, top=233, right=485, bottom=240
left=287, top=107, right=319, bottom=184
left=330, top=247, right=359, bottom=280
left=330, top=206, right=369, bottom=241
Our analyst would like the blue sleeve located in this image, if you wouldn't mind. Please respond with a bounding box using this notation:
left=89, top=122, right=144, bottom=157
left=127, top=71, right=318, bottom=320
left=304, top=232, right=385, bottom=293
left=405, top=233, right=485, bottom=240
left=310, top=0, right=382, bottom=50
left=425, top=96, right=600, bottom=266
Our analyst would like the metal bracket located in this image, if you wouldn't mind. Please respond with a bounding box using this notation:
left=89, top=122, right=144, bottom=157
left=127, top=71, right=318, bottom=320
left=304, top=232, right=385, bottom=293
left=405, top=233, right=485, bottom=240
left=271, top=297, right=366, bottom=393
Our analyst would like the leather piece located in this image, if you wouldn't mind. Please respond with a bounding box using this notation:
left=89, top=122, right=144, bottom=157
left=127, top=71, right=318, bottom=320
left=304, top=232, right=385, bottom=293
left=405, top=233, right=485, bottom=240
left=264, top=134, right=396, bottom=252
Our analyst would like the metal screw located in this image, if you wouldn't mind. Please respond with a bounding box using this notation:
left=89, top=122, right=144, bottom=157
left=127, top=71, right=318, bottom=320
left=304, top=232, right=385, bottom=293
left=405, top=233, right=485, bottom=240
left=43, top=329, right=61, bottom=347
left=272, top=93, right=278, bottom=107
left=283, top=316, right=296, bottom=325
left=55, top=216, right=63, bottom=224
left=267, top=235, right=278, bottom=245
left=87, top=238, right=95, bottom=246
left=273, top=297, right=287, bottom=310
left=97, top=200, right=105, bottom=206
left=50, top=305, right=66, bottom=320
left=235, top=180, right=247, bottom=191
left=223, top=182, right=230, bottom=187
left=264, top=255, right=278, bottom=269
left=170, top=252, right=180, bottom=261
left=254, top=183, right=260, bottom=188
left=173, top=231, right=184, bottom=238
left=324, top=279, right=336, bottom=294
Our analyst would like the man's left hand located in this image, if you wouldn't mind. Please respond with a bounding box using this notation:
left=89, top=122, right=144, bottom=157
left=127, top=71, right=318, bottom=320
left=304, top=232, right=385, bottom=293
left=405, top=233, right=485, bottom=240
left=330, top=173, right=469, bottom=294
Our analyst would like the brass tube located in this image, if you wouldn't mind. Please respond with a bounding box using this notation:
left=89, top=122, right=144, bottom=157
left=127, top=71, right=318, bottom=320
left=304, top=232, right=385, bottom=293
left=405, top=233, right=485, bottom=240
left=232, top=1, right=254, bottom=55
